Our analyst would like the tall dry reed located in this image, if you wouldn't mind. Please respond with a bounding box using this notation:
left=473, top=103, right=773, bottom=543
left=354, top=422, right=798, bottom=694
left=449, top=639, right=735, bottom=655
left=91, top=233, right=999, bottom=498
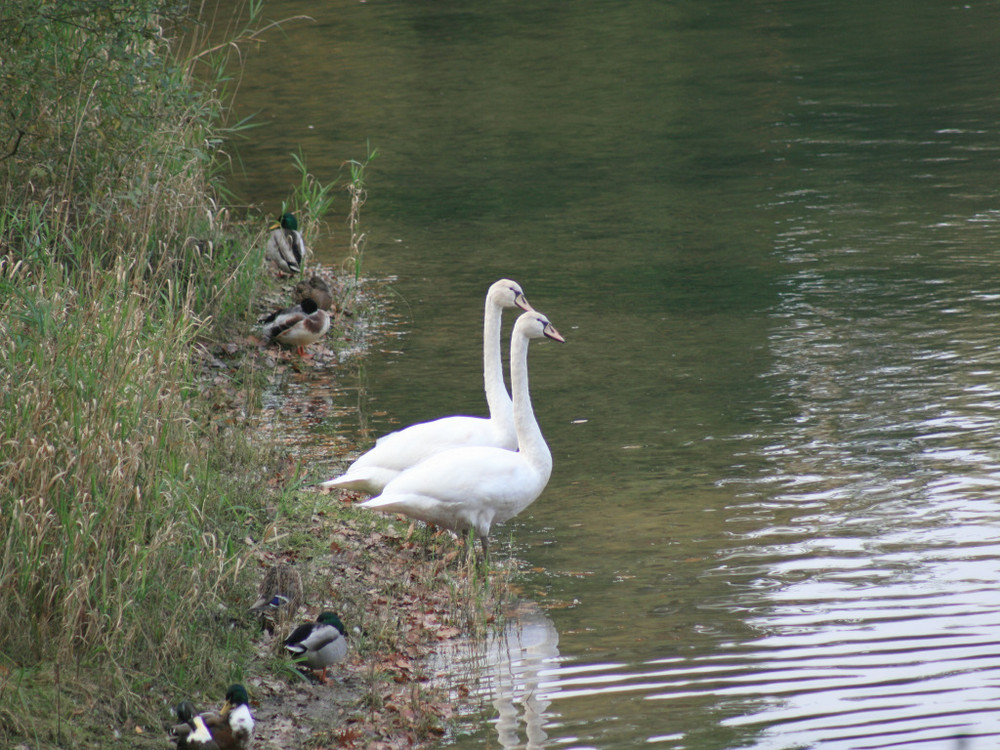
left=0, top=0, right=272, bottom=743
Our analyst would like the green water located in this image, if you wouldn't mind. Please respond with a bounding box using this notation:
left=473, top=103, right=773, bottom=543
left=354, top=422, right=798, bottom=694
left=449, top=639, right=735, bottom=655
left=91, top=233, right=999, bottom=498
left=231, top=1, right=1000, bottom=747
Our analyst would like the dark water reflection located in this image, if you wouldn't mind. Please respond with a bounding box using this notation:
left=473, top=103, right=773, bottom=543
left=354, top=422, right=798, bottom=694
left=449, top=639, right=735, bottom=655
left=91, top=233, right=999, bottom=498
left=229, top=0, right=1000, bottom=746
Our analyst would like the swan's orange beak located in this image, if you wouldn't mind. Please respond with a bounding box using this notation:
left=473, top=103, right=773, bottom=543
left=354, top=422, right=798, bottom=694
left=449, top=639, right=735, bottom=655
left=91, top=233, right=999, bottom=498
left=515, top=291, right=533, bottom=312
left=543, top=323, right=565, bottom=343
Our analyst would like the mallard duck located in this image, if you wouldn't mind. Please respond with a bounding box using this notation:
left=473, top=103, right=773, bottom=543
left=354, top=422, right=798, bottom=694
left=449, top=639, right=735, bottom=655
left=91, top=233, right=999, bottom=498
left=320, top=279, right=533, bottom=494
left=293, top=275, right=335, bottom=312
left=170, top=684, right=254, bottom=750
left=284, top=611, right=348, bottom=683
left=249, top=563, right=303, bottom=632
left=257, top=300, right=297, bottom=327
left=265, top=212, right=307, bottom=276
left=263, top=297, right=330, bottom=356
left=170, top=701, right=218, bottom=750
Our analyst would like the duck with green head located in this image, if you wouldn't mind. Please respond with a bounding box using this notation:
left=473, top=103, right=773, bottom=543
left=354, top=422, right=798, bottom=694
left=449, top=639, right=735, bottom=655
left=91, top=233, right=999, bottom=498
left=284, top=611, right=348, bottom=683
left=265, top=211, right=307, bottom=276
left=170, top=684, right=254, bottom=750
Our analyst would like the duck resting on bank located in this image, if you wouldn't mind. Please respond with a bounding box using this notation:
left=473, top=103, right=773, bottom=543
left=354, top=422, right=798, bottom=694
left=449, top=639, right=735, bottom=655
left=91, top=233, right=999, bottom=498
left=249, top=563, right=303, bottom=632
left=169, top=684, right=254, bottom=750
left=265, top=212, right=307, bottom=276
left=293, top=275, right=335, bottom=312
left=284, top=611, right=348, bottom=683
left=262, top=297, right=330, bottom=356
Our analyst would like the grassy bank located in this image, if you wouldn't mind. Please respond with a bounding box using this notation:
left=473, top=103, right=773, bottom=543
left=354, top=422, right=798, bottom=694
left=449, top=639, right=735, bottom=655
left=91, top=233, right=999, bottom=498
left=0, top=2, right=504, bottom=747
left=0, top=0, right=273, bottom=743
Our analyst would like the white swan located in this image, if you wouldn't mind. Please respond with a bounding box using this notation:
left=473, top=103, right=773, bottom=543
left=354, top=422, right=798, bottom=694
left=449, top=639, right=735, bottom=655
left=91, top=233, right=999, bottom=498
left=358, top=310, right=565, bottom=558
left=320, top=279, right=533, bottom=494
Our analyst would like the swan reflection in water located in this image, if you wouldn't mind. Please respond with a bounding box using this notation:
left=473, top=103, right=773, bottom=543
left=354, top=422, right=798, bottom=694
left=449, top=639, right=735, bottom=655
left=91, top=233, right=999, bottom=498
left=434, top=599, right=561, bottom=750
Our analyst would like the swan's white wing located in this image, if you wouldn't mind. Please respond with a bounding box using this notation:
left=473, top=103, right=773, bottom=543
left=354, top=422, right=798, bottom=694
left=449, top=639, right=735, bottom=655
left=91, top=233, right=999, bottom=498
left=369, top=415, right=512, bottom=457
left=321, top=414, right=514, bottom=492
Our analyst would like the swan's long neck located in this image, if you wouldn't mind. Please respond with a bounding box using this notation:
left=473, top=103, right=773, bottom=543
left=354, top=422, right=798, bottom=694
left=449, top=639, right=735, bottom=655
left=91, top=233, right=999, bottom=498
left=510, top=331, right=551, bottom=473
left=483, top=299, right=513, bottom=421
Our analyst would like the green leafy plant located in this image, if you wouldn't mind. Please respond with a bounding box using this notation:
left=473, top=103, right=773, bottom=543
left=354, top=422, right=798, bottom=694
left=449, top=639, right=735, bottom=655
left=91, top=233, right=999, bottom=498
left=345, top=142, right=380, bottom=281
left=289, top=148, right=338, bottom=250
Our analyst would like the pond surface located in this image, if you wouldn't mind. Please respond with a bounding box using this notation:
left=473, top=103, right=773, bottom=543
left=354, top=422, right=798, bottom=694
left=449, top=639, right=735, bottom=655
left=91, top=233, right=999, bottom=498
left=226, top=0, right=1000, bottom=747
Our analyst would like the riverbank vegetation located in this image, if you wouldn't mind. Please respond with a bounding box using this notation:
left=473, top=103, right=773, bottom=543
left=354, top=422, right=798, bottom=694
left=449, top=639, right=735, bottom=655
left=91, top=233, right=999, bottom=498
left=0, top=1, right=503, bottom=747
